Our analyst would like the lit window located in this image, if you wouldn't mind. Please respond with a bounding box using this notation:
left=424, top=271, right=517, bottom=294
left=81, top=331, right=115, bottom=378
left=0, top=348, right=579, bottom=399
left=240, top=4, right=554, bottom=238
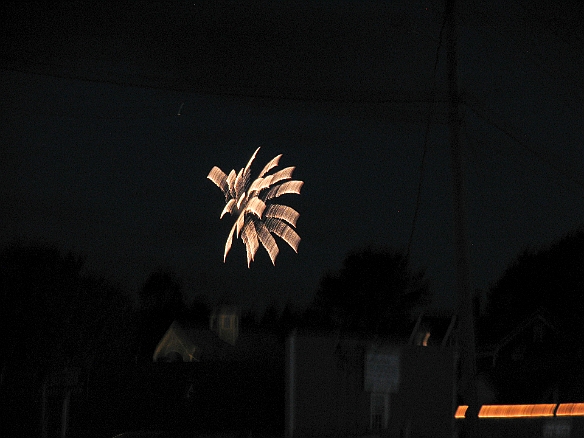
left=422, top=331, right=430, bottom=346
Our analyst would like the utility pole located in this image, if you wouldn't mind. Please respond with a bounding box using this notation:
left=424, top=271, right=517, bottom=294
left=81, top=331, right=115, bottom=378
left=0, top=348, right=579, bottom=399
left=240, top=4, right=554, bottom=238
left=445, top=0, right=479, bottom=436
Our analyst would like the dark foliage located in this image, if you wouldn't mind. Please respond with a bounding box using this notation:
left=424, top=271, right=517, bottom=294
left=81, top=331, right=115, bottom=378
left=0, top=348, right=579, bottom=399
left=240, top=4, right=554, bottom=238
left=0, top=242, right=136, bottom=437
left=482, top=228, right=584, bottom=344
left=0, top=242, right=134, bottom=366
left=137, top=269, right=187, bottom=361
left=188, top=294, right=212, bottom=325
left=478, top=228, right=584, bottom=402
left=303, top=245, right=430, bottom=336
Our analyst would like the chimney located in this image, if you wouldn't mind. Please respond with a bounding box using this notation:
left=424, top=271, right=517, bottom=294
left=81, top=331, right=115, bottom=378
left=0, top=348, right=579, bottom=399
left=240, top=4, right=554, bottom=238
left=210, top=305, right=240, bottom=345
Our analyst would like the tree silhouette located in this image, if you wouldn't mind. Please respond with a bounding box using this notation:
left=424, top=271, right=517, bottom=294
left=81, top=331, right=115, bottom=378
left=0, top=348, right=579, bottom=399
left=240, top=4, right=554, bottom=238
left=137, top=269, right=186, bottom=360
left=475, top=228, right=584, bottom=402
left=1, top=243, right=82, bottom=365
left=188, top=294, right=212, bottom=326
left=0, top=242, right=133, bottom=366
left=0, top=242, right=135, bottom=437
left=482, top=228, right=584, bottom=345
left=304, top=246, right=430, bottom=336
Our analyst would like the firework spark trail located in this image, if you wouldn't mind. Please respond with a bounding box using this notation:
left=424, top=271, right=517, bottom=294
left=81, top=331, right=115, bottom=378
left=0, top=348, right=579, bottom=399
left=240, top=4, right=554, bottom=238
left=207, top=148, right=303, bottom=267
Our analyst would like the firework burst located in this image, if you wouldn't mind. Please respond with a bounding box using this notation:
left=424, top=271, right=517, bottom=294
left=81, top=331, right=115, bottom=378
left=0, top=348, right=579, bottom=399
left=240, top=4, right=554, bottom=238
left=207, top=148, right=303, bottom=267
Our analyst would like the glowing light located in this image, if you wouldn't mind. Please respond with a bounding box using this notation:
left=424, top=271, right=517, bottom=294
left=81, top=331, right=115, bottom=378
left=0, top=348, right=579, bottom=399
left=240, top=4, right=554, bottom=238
left=208, top=147, right=303, bottom=266
left=422, top=331, right=430, bottom=346
left=478, top=404, right=556, bottom=418
left=556, top=403, right=584, bottom=416
left=455, top=405, right=468, bottom=419
left=456, top=403, right=584, bottom=419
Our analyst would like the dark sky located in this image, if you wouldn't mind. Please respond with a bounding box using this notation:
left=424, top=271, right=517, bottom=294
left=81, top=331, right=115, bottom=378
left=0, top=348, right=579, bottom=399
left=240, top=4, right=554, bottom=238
left=1, top=0, right=583, bottom=312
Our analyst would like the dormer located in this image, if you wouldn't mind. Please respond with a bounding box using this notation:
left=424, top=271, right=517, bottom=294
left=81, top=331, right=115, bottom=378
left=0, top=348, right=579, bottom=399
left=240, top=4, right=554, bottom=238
left=210, top=306, right=240, bottom=345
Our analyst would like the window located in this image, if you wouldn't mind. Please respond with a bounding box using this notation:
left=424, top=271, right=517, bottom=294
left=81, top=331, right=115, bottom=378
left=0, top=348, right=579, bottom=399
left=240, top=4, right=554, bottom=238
left=370, top=393, right=389, bottom=430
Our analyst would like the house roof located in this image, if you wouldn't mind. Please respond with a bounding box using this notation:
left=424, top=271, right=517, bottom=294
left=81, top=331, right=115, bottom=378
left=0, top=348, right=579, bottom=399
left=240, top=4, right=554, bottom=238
left=478, top=307, right=561, bottom=365
left=153, top=318, right=282, bottom=363
left=152, top=320, right=199, bottom=362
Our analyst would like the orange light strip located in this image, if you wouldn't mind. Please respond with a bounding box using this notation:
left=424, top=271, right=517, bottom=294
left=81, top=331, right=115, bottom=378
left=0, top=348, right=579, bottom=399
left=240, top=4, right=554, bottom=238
left=455, top=405, right=468, bottom=419
left=478, top=404, right=556, bottom=418
left=556, top=403, right=584, bottom=416
left=456, top=403, right=584, bottom=419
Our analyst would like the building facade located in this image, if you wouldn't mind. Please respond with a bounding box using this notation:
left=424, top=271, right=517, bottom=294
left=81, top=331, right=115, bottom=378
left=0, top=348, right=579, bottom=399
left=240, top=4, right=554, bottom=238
left=286, top=330, right=457, bottom=438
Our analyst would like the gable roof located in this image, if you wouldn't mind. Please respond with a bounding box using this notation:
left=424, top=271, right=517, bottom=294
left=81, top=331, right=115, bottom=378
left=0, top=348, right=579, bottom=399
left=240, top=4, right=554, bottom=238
left=488, top=308, right=560, bottom=366
left=153, top=319, right=282, bottom=363
left=153, top=320, right=199, bottom=362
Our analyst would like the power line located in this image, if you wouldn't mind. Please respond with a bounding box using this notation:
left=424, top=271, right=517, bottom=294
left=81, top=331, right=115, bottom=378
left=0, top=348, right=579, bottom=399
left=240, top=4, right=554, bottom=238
left=465, top=0, right=583, bottom=111
left=512, top=0, right=584, bottom=55
left=407, top=6, right=448, bottom=259
left=463, top=116, right=584, bottom=221
left=463, top=95, right=584, bottom=196
left=0, top=63, right=447, bottom=106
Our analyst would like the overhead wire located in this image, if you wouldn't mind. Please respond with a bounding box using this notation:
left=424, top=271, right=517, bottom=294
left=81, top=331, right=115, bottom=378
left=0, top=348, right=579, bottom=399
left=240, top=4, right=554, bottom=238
left=512, top=0, right=584, bottom=56
left=1, top=62, right=445, bottom=106
left=406, top=5, right=447, bottom=260
left=454, top=0, right=584, bottom=199
left=463, top=98, right=584, bottom=198
left=2, top=62, right=452, bottom=127
left=461, top=109, right=574, bottom=246
left=464, top=116, right=584, bottom=210
left=3, top=0, right=580, bottom=110
left=466, top=0, right=583, bottom=112
left=2, top=2, right=581, bottom=199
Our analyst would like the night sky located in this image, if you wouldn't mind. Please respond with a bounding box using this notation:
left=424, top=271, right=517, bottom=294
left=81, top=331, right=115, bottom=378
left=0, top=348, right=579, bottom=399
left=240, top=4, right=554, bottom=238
left=2, top=0, right=583, bottom=312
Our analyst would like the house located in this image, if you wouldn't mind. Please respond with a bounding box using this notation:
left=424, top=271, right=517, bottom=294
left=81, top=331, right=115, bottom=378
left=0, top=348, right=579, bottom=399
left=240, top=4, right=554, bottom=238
left=477, top=308, right=574, bottom=403
left=285, top=329, right=457, bottom=438
left=153, top=306, right=242, bottom=363
left=148, top=307, right=284, bottom=434
left=150, top=309, right=474, bottom=437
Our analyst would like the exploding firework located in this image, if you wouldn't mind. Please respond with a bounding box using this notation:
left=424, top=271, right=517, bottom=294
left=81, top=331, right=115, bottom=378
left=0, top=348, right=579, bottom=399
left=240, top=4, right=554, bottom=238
left=207, top=148, right=303, bottom=267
